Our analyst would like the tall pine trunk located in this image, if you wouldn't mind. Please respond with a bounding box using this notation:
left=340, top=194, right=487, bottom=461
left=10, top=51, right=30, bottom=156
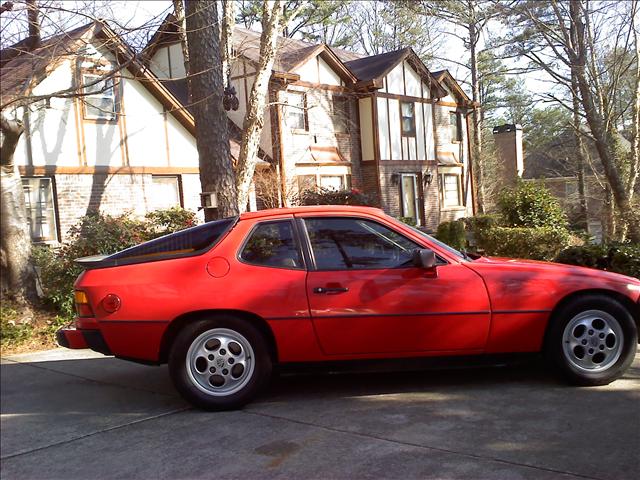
left=569, top=0, right=640, bottom=242
left=185, top=0, right=238, bottom=219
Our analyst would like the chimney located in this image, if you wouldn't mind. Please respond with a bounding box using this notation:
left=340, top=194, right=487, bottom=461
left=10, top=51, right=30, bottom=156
left=492, top=124, right=524, bottom=186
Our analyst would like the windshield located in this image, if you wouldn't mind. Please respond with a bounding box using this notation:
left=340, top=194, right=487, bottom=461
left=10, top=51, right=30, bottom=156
left=403, top=223, right=467, bottom=260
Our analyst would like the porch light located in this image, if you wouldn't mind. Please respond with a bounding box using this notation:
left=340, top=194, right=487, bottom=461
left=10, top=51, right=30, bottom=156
left=200, top=192, right=218, bottom=209
left=423, top=170, right=434, bottom=186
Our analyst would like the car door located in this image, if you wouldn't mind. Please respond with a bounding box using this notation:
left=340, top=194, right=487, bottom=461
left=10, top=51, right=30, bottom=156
left=300, top=215, right=491, bottom=356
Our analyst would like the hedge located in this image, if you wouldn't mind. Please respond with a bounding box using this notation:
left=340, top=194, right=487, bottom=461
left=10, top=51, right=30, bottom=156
left=475, top=226, right=572, bottom=261
left=555, top=244, right=640, bottom=279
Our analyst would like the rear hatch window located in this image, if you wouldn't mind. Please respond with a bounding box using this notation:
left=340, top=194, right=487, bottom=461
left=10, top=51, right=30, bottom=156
left=76, top=217, right=237, bottom=268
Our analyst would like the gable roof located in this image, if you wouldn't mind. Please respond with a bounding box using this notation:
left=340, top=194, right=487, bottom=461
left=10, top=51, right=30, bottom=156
left=142, top=16, right=461, bottom=99
left=432, top=70, right=476, bottom=107
left=142, top=15, right=356, bottom=84
left=345, top=47, right=447, bottom=97
left=1, top=22, right=94, bottom=108
left=0, top=20, right=195, bottom=135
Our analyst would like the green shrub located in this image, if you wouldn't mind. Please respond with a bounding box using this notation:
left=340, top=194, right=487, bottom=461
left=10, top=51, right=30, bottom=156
left=554, top=245, right=609, bottom=270
left=398, top=216, right=417, bottom=227
left=299, top=188, right=378, bottom=207
left=609, top=244, right=640, bottom=279
left=464, top=214, right=499, bottom=247
left=436, top=220, right=466, bottom=250
left=498, top=180, right=568, bottom=230
left=477, top=226, right=571, bottom=261
left=555, top=243, right=639, bottom=279
left=34, top=208, right=197, bottom=318
left=145, top=207, right=197, bottom=238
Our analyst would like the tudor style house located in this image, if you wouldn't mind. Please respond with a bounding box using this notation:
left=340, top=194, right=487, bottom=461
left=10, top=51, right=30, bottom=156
left=144, top=16, right=476, bottom=230
left=1, top=21, right=203, bottom=243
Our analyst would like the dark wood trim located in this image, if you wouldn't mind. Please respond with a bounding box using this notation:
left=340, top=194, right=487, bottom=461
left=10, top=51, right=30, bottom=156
left=178, top=174, right=185, bottom=208
left=420, top=81, right=426, bottom=161
left=295, top=161, right=352, bottom=167
left=398, top=100, right=405, bottom=160
left=370, top=92, right=382, bottom=201
left=402, top=61, right=407, bottom=96
left=50, top=175, right=62, bottom=242
left=163, top=108, right=171, bottom=166
left=437, top=100, right=465, bottom=108
left=290, top=80, right=350, bottom=93
left=274, top=89, right=288, bottom=206
left=19, top=166, right=200, bottom=175
left=378, top=160, right=437, bottom=167
left=230, top=72, right=255, bottom=81
left=465, top=112, right=476, bottom=214
left=377, top=91, right=434, bottom=104
left=243, top=61, right=249, bottom=112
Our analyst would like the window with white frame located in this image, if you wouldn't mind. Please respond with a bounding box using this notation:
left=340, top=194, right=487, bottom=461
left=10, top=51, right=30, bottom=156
left=82, top=73, right=116, bottom=120
left=450, top=111, right=462, bottom=142
left=22, top=177, right=58, bottom=242
left=286, top=91, right=307, bottom=130
left=319, top=175, right=344, bottom=191
left=441, top=173, right=462, bottom=207
left=152, top=175, right=182, bottom=210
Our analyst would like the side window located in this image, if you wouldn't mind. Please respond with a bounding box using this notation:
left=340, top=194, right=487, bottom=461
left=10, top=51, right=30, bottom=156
left=304, top=218, right=420, bottom=270
left=240, top=221, right=303, bottom=269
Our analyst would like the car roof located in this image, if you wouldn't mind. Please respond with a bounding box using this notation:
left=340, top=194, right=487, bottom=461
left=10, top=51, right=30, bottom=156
left=239, top=205, right=385, bottom=221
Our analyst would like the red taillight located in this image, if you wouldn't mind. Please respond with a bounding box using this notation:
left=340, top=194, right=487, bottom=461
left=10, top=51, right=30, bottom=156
left=102, top=294, right=121, bottom=313
left=74, top=290, right=94, bottom=318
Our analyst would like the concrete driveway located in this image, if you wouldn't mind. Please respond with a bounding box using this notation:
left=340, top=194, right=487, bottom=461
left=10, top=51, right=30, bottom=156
left=1, top=349, right=638, bottom=480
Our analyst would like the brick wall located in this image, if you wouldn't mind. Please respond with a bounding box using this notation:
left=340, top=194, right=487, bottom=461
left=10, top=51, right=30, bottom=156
left=51, top=172, right=202, bottom=242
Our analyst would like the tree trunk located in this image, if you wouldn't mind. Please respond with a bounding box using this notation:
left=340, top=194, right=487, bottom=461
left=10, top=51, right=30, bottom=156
left=221, top=0, right=236, bottom=87
left=173, top=0, right=191, bottom=104
left=569, top=0, right=640, bottom=242
left=0, top=113, right=38, bottom=305
left=570, top=71, right=588, bottom=231
left=235, top=0, right=284, bottom=213
left=468, top=4, right=485, bottom=214
left=185, top=0, right=238, bottom=220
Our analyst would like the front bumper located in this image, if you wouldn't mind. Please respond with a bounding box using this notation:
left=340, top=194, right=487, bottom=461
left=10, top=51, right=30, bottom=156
left=56, top=327, right=112, bottom=355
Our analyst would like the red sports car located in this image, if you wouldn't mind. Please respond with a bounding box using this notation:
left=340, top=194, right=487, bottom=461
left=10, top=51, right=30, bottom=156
left=57, top=206, right=640, bottom=410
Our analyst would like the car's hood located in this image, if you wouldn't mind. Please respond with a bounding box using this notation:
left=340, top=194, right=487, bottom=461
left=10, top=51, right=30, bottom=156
left=471, top=255, right=640, bottom=286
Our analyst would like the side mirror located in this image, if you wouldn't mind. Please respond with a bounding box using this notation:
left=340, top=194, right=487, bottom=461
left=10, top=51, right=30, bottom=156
left=412, top=248, right=437, bottom=269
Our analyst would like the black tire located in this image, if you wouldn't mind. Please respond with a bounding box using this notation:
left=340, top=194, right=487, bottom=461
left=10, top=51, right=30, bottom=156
left=545, top=295, right=637, bottom=386
left=168, top=316, right=272, bottom=410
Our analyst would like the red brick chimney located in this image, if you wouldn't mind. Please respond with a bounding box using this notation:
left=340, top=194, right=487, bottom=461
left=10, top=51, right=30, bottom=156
left=492, top=124, right=524, bottom=186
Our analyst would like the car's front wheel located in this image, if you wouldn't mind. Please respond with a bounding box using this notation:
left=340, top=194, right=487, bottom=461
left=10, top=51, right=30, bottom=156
left=169, top=317, right=272, bottom=410
left=546, top=295, right=637, bottom=386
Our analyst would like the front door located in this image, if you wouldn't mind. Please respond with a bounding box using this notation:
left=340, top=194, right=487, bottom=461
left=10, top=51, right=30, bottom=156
left=301, top=216, right=490, bottom=356
left=400, top=173, right=421, bottom=226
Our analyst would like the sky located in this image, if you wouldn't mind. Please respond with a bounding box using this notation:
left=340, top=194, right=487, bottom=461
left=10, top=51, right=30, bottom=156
left=0, top=0, right=552, bottom=105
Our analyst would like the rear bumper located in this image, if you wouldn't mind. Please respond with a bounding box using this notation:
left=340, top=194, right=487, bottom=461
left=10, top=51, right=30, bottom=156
left=56, top=327, right=112, bottom=355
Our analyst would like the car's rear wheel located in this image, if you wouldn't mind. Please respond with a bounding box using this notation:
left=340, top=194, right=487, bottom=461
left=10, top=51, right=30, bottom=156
left=169, top=317, right=272, bottom=410
left=546, top=295, right=637, bottom=386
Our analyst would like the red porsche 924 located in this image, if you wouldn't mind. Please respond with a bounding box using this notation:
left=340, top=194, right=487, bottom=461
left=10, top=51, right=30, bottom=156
left=57, top=206, right=640, bottom=410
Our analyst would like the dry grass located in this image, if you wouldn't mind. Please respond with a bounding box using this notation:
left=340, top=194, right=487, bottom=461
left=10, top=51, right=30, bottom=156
left=0, top=301, right=69, bottom=356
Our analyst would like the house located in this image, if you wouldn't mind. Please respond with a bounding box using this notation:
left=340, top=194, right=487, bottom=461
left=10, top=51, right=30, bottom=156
left=492, top=123, right=628, bottom=242
left=1, top=21, right=205, bottom=244
left=144, top=16, right=476, bottom=230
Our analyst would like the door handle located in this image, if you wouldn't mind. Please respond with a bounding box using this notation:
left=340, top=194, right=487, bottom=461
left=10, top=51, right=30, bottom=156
left=313, top=287, right=349, bottom=294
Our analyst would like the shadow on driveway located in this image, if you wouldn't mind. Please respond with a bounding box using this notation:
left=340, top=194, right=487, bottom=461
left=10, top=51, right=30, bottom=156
left=1, top=351, right=639, bottom=480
